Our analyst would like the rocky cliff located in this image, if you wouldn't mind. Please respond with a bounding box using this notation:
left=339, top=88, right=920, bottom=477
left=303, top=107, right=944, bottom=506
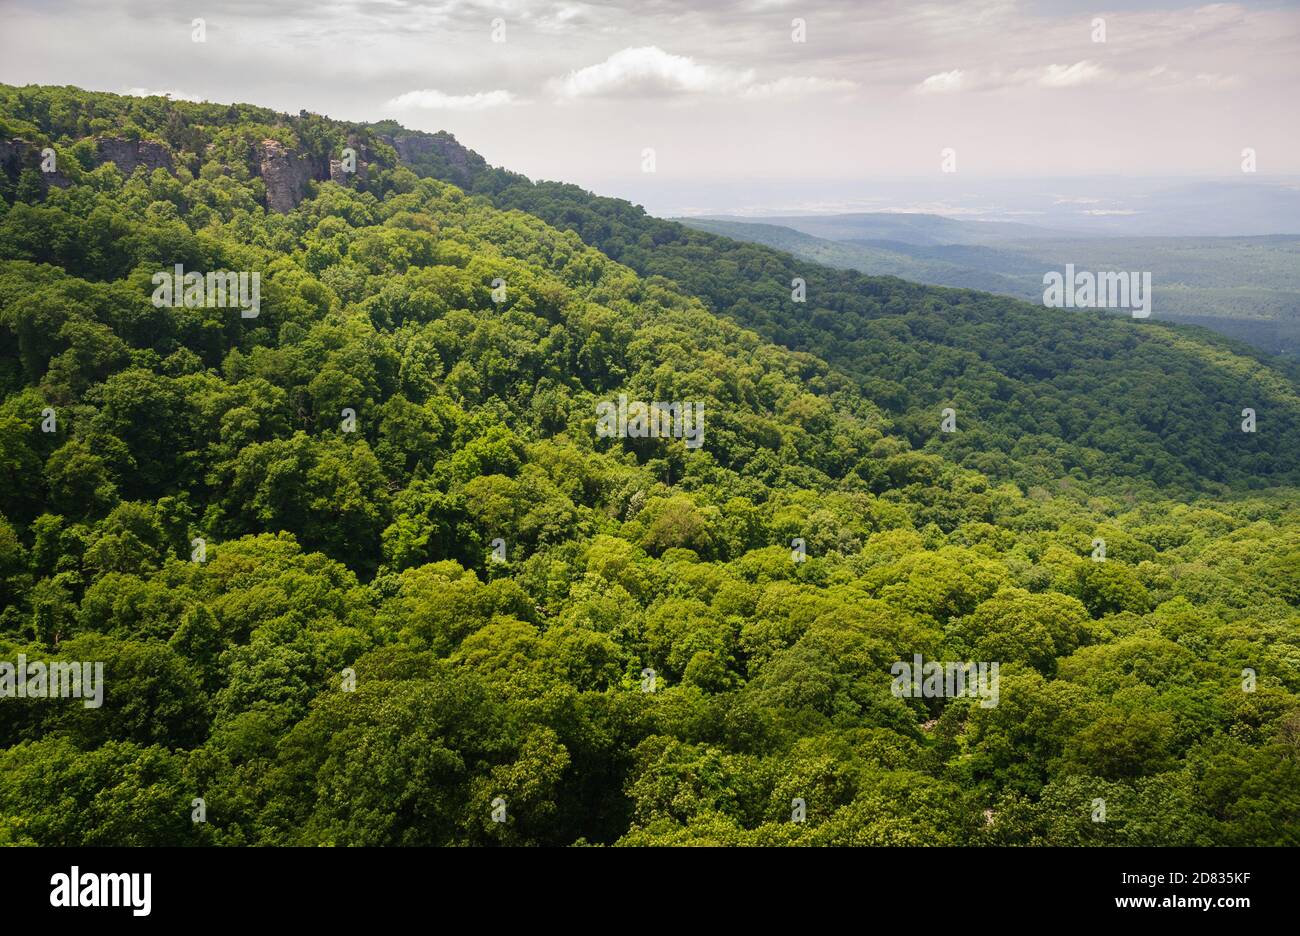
left=1, top=138, right=75, bottom=189
left=381, top=131, right=483, bottom=190
left=328, top=135, right=370, bottom=186
left=2, top=135, right=174, bottom=193
left=256, top=139, right=317, bottom=214
left=5, top=134, right=335, bottom=214
left=94, top=136, right=173, bottom=175
left=256, top=136, right=374, bottom=213
left=2, top=124, right=420, bottom=214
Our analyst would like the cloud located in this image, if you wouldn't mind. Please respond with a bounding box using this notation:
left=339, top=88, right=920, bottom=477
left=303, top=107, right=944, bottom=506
left=532, top=2, right=595, bottom=34
left=1037, top=61, right=1104, bottom=89
left=554, top=45, right=854, bottom=101
left=555, top=46, right=754, bottom=98
left=385, top=89, right=517, bottom=111
left=917, top=69, right=965, bottom=94
left=918, top=61, right=1106, bottom=93
left=124, top=87, right=205, bottom=102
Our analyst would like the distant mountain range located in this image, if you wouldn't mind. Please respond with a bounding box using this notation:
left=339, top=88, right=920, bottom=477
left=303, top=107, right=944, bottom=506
left=678, top=213, right=1300, bottom=358
left=686, top=212, right=1081, bottom=246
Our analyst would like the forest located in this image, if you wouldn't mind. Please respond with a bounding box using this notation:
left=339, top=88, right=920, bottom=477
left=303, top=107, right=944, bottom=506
left=0, top=84, right=1297, bottom=846
left=678, top=216, right=1300, bottom=358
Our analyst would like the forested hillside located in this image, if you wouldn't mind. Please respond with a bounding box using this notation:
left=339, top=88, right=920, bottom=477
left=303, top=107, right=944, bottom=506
left=678, top=216, right=1300, bottom=359
left=677, top=215, right=1039, bottom=300
left=0, top=85, right=1297, bottom=846
left=414, top=155, right=1300, bottom=490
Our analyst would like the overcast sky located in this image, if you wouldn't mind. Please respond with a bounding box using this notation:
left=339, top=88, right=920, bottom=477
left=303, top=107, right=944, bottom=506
left=2, top=0, right=1297, bottom=214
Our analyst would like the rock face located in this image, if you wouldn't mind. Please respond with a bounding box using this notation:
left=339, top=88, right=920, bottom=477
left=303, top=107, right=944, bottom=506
left=0, top=138, right=39, bottom=177
left=94, top=137, right=173, bottom=175
left=328, top=136, right=369, bottom=186
left=3, top=136, right=173, bottom=188
left=6, top=123, right=477, bottom=214
left=6, top=128, right=373, bottom=213
left=0, top=138, right=72, bottom=190
left=0, top=138, right=31, bottom=173
left=383, top=131, right=480, bottom=189
left=257, top=139, right=316, bottom=214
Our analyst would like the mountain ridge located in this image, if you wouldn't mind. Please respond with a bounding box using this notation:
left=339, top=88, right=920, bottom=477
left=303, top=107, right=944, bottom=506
left=3, top=82, right=1299, bottom=495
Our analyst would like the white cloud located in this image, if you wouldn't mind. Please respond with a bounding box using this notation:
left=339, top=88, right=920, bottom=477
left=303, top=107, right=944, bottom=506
left=555, top=46, right=754, bottom=98
left=125, top=87, right=205, bottom=102
left=1038, top=61, right=1104, bottom=89
left=385, top=89, right=517, bottom=111
left=554, top=46, right=854, bottom=101
left=924, top=61, right=1106, bottom=93
left=917, top=69, right=965, bottom=94
left=533, top=2, right=593, bottom=34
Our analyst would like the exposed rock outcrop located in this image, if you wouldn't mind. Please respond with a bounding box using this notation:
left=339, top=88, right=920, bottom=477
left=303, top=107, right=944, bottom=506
left=0, top=138, right=40, bottom=177
left=257, top=139, right=316, bottom=214
left=328, top=135, right=369, bottom=186
left=0, top=138, right=72, bottom=190
left=382, top=131, right=481, bottom=189
left=0, top=138, right=33, bottom=175
left=5, top=122, right=468, bottom=215
left=94, top=136, right=173, bottom=175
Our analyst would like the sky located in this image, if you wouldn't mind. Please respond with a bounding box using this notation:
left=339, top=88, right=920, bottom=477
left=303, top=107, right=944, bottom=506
left=2, top=0, right=1298, bottom=216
